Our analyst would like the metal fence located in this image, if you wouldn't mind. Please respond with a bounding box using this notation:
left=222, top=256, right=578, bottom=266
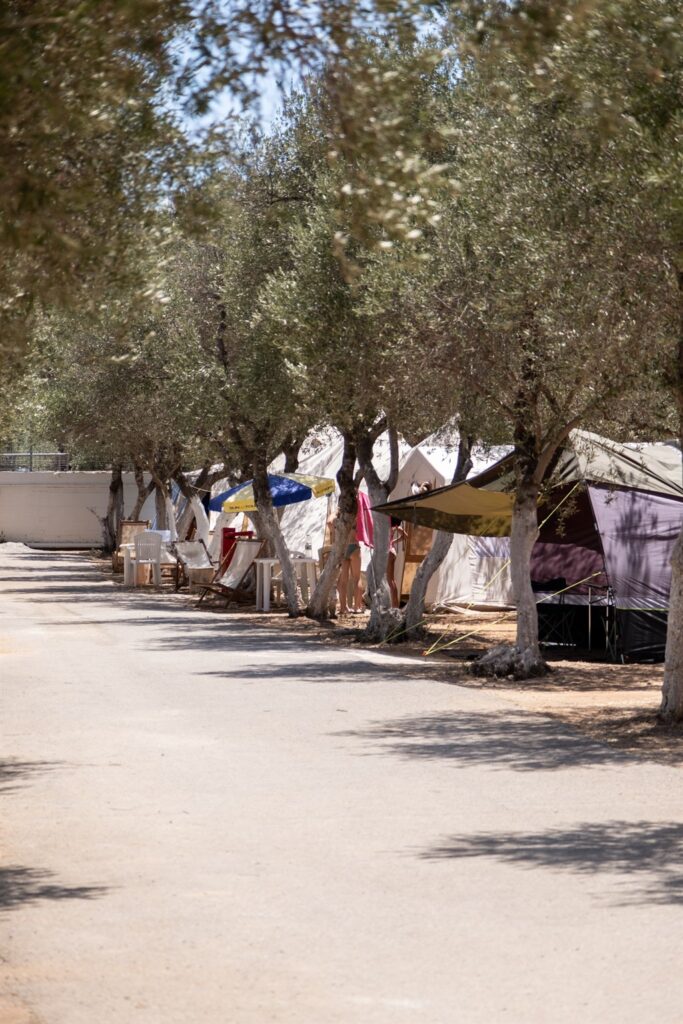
left=0, top=451, right=70, bottom=472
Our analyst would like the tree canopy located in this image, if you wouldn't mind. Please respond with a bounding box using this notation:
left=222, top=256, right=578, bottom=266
left=6, top=0, right=683, bottom=691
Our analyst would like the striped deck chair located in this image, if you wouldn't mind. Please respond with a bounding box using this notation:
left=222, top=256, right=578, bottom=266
left=197, top=538, right=265, bottom=606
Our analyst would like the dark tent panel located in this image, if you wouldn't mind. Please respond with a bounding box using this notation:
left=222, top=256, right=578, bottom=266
left=375, top=482, right=514, bottom=536
left=617, top=610, right=668, bottom=661
left=531, top=486, right=607, bottom=595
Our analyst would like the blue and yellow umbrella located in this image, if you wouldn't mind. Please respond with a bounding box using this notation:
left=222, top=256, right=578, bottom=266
left=209, top=472, right=335, bottom=514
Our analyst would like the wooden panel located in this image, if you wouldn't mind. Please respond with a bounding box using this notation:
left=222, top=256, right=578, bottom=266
left=405, top=522, right=434, bottom=560
left=399, top=522, right=434, bottom=598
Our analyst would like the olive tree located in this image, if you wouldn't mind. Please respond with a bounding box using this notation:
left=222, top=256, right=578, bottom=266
left=24, top=292, right=222, bottom=549
left=416, top=39, right=677, bottom=678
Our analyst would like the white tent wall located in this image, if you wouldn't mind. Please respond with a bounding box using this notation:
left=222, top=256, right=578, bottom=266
left=273, top=430, right=411, bottom=566
left=389, top=433, right=514, bottom=610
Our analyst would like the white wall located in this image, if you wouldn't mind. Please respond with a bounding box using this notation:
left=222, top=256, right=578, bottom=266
left=0, top=472, right=155, bottom=546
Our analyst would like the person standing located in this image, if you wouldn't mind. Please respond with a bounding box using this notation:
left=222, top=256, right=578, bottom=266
left=337, top=490, right=373, bottom=615
left=386, top=514, right=407, bottom=608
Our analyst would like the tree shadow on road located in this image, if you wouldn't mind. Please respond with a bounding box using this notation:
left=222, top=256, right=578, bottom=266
left=148, top=623, right=323, bottom=656
left=0, top=570, right=108, bottom=585
left=0, top=759, right=67, bottom=795
left=0, top=583, right=115, bottom=597
left=0, top=866, right=109, bottom=913
left=194, top=650, right=459, bottom=686
left=196, top=658, right=404, bottom=684
left=335, top=709, right=633, bottom=771
left=421, top=820, right=683, bottom=906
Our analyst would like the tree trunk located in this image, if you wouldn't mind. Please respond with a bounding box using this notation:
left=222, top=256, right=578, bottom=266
left=175, top=464, right=224, bottom=541
left=397, top=436, right=474, bottom=641
left=472, top=477, right=548, bottom=679
left=101, top=463, right=123, bottom=553
left=130, top=463, right=153, bottom=521
left=661, top=529, right=683, bottom=721
left=357, top=423, right=401, bottom=642
left=511, top=482, right=543, bottom=656
left=154, top=484, right=168, bottom=530
left=281, top=433, right=302, bottom=474
left=660, top=266, right=683, bottom=721
left=306, top=432, right=358, bottom=620
left=363, top=474, right=393, bottom=637
left=252, top=450, right=300, bottom=616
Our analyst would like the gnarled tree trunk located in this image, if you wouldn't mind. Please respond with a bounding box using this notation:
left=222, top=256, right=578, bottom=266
left=358, top=424, right=401, bottom=642
left=472, top=476, right=548, bottom=679
left=175, top=464, right=224, bottom=541
left=154, top=483, right=169, bottom=530
left=510, top=481, right=543, bottom=658
left=661, top=529, right=683, bottom=721
left=281, top=433, right=302, bottom=474
left=397, top=436, right=473, bottom=641
left=252, top=450, right=300, bottom=616
left=306, top=431, right=358, bottom=620
left=130, top=462, right=153, bottom=521
left=660, top=265, right=683, bottom=721
left=101, top=463, right=124, bottom=552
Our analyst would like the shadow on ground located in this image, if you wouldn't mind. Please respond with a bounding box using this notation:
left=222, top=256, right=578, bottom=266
left=196, top=658, right=406, bottom=684
left=421, top=820, right=683, bottom=907
left=546, top=706, right=683, bottom=765
left=0, top=759, right=67, bottom=795
left=0, top=866, right=108, bottom=913
left=335, top=709, right=634, bottom=771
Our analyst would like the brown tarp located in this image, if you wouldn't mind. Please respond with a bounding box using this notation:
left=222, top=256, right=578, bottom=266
left=374, top=482, right=514, bottom=537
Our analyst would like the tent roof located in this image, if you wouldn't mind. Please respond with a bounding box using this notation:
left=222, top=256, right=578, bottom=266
left=562, top=432, right=683, bottom=497
left=472, top=430, right=683, bottom=499
left=375, top=430, right=682, bottom=536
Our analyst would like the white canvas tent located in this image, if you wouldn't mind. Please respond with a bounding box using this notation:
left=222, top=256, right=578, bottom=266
left=273, top=429, right=411, bottom=569
left=389, top=430, right=515, bottom=609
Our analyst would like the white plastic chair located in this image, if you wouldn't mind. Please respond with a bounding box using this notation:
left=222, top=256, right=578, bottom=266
left=133, top=530, right=162, bottom=587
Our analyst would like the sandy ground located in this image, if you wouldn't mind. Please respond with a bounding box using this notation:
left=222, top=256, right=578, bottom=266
left=3, top=546, right=683, bottom=1024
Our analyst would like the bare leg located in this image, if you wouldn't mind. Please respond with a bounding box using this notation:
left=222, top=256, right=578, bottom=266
left=349, top=548, right=363, bottom=611
left=338, top=558, right=350, bottom=614
left=387, top=551, right=399, bottom=608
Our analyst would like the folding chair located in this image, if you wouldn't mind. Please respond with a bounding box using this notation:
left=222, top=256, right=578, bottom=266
left=174, top=539, right=214, bottom=591
left=197, top=538, right=266, bottom=606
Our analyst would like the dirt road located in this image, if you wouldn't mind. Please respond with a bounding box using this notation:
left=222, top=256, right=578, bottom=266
left=2, top=546, right=683, bottom=1023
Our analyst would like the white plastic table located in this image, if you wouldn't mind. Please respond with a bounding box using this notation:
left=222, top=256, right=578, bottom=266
left=254, top=556, right=318, bottom=611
